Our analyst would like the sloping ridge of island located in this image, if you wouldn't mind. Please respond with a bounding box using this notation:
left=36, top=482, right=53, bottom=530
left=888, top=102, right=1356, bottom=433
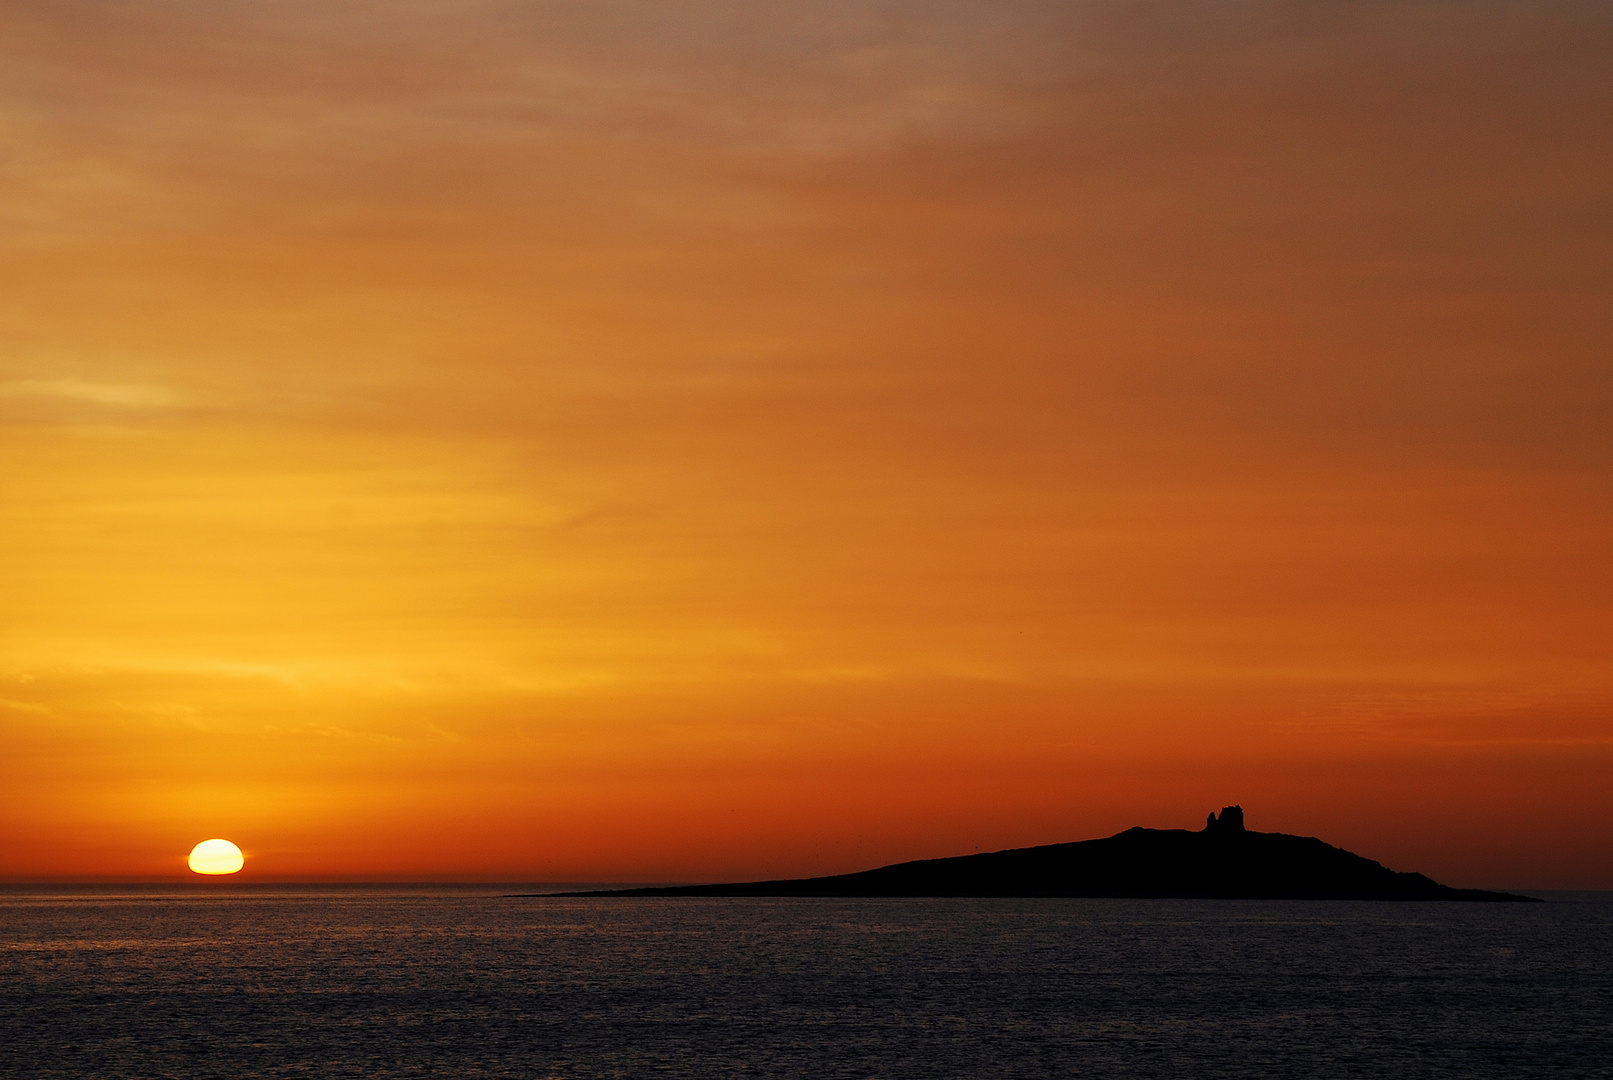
left=546, top=807, right=1537, bottom=901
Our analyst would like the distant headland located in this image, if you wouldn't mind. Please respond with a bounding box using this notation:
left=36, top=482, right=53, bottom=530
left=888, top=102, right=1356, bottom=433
left=543, top=807, right=1538, bottom=901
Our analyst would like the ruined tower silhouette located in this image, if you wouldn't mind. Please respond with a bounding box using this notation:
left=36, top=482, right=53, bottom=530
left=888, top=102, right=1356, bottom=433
left=1204, top=805, right=1245, bottom=833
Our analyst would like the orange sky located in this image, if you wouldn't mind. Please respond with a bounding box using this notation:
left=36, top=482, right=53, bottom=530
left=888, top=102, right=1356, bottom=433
left=2, top=1, right=1610, bottom=887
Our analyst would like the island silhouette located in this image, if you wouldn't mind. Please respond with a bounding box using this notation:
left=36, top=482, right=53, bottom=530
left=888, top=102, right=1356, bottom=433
left=550, top=807, right=1537, bottom=900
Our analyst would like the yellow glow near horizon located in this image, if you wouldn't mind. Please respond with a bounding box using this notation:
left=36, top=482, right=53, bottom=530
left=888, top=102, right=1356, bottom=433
left=188, top=839, right=245, bottom=876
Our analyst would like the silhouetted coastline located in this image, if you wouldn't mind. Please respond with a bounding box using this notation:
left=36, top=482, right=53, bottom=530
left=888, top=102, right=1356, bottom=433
left=540, top=807, right=1538, bottom=901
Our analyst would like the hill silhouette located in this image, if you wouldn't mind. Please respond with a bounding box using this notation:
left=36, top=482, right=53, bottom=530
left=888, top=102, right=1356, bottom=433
left=557, top=807, right=1536, bottom=901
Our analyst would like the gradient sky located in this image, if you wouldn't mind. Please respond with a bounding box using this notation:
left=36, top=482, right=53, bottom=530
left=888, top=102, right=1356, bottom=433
left=2, top=0, right=1610, bottom=886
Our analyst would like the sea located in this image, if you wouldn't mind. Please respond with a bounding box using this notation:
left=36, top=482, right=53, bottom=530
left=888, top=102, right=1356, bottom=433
left=3, top=887, right=1610, bottom=1078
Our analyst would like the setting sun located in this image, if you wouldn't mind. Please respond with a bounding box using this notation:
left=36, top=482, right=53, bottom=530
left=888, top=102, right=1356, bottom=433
left=188, top=839, right=244, bottom=876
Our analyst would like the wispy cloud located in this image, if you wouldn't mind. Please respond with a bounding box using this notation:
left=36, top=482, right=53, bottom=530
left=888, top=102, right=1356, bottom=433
left=0, top=380, right=185, bottom=409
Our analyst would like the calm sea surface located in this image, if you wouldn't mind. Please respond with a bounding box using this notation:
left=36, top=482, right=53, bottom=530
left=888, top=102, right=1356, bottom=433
left=3, top=888, right=1610, bottom=1078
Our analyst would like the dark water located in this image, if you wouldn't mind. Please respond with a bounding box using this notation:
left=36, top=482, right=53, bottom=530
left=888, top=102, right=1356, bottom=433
left=3, top=889, right=1610, bottom=1078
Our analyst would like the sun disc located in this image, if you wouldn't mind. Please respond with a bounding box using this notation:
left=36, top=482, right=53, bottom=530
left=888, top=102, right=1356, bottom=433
left=188, top=838, right=244, bottom=875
